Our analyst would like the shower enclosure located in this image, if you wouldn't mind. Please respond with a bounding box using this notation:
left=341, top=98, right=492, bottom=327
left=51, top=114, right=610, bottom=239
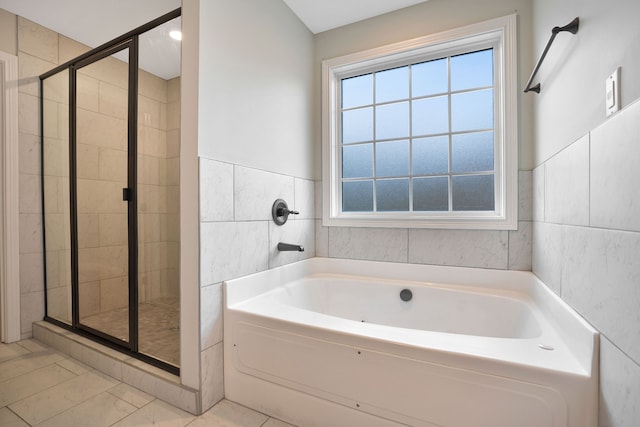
left=40, top=9, right=181, bottom=373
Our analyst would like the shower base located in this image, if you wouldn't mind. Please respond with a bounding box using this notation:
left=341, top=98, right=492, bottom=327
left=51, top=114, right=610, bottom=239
left=82, top=297, right=179, bottom=366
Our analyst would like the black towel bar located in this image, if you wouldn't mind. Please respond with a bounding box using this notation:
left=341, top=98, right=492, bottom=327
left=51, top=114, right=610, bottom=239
left=524, top=17, right=579, bottom=94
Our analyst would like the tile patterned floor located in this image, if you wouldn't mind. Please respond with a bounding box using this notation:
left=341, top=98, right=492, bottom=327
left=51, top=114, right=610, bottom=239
left=0, top=339, right=296, bottom=427
left=82, top=297, right=180, bottom=367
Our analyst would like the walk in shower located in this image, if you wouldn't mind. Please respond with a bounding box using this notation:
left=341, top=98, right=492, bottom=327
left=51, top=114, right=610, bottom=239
left=40, top=9, right=181, bottom=373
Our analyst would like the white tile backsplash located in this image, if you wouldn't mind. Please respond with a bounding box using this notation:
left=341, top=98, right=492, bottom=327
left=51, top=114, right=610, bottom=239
left=200, top=283, right=223, bottom=351
left=409, top=229, right=508, bottom=269
left=544, top=134, right=589, bottom=226
left=293, top=178, right=315, bottom=220
left=561, top=226, right=640, bottom=363
left=532, top=164, right=545, bottom=222
left=234, top=166, right=294, bottom=221
left=269, top=219, right=315, bottom=268
left=591, top=100, right=640, bottom=233
left=199, top=159, right=234, bottom=222
left=599, top=337, right=640, bottom=427
left=315, top=220, right=329, bottom=257
left=200, top=221, right=269, bottom=286
left=508, top=221, right=532, bottom=271
left=518, top=170, right=533, bottom=221
left=329, top=227, right=408, bottom=263
left=531, top=222, right=562, bottom=295
left=200, top=342, right=224, bottom=412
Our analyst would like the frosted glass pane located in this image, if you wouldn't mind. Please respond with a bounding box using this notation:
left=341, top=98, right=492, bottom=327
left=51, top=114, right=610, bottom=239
left=376, top=102, right=409, bottom=140
left=342, top=107, right=373, bottom=144
left=451, top=131, right=494, bottom=173
left=413, top=177, right=449, bottom=211
left=376, top=66, right=409, bottom=103
left=376, top=179, right=409, bottom=211
left=451, top=49, right=493, bottom=91
left=452, top=174, right=495, bottom=211
left=451, top=89, right=493, bottom=132
left=412, top=136, right=449, bottom=175
left=343, top=181, right=373, bottom=212
left=412, top=96, right=449, bottom=136
left=343, top=144, right=373, bottom=178
left=342, top=74, right=373, bottom=108
left=412, top=58, right=448, bottom=97
left=376, top=140, right=409, bottom=177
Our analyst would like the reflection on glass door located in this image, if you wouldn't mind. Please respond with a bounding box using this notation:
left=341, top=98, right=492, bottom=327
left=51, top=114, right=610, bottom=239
left=137, top=15, right=181, bottom=366
left=76, top=48, right=131, bottom=344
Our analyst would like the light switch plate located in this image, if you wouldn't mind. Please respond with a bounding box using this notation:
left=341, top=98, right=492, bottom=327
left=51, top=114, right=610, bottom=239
left=606, top=67, right=620, bottom=117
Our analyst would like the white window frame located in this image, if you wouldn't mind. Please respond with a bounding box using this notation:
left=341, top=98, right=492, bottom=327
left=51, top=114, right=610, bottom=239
left=322, top=15, right=518, bottom=230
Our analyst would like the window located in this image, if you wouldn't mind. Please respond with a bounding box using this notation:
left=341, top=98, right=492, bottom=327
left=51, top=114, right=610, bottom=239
left=322, top=15, right=518, bottom=229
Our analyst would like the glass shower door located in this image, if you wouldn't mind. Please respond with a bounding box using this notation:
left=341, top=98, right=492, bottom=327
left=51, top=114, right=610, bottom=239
left=75, top=47, right=132, bottom=344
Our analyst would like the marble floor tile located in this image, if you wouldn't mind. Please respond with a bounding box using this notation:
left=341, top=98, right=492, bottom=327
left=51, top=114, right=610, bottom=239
left=0, top=343, right=31, bottom=363
left=186, top=400, right=268, bottom=427
left=0, top=407, right=29, bottom=427
left=107, top=383, right=155, bottom=408
left=0, top=364, right=77, bottom=407
left=263, top=417, right=297, bottom=427
left=0, top=340, right=300, bottom=427
left=0, top=350, right=65, bottom=382
left=9, top=370, right=120, bottom=425
left=110, top=399, right=195, bottom=427
left=35, top=392, right=137, bottom=427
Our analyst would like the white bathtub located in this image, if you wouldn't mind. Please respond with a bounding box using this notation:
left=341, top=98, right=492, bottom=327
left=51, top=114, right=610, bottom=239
left=223, top=258, right=598, bottom=427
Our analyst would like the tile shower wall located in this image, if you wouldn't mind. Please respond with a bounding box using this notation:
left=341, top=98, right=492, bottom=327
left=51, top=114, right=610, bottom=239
left=532, top=100, right=640, bottom=426
left=315, top=171, right=532, bottom=271
left=16, top=15, right=55, bottom=339
left=198, top=157, right=316, bottom=410
left=12, top=14, right=180, bottom=337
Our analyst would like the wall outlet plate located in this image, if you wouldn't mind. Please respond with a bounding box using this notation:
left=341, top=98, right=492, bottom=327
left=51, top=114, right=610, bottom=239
left=606, top=67, right=621, bottom=117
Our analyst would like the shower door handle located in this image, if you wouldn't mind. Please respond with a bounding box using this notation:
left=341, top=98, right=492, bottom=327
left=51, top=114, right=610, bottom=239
left=123, top=188, right=131, bottom=201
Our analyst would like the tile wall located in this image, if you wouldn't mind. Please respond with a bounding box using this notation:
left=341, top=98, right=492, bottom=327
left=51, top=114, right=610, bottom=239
left=315, top=170, right=532, bottom=271
left=532, top=100, right=640, bottom=426
left=198, top=157, right=316, bottom=410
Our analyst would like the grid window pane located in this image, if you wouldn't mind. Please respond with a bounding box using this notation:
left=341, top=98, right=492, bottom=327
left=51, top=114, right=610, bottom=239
left=452, top=174, right=495, bottom=211
left=412, top=58, right=448, bottom=97
left=412, top=136, right=449, bottom=175
left=376, top=66, right=409, bottom=103
left=342, top=74, right=373, bottom=109
left=413, top=177, right=449, bottom=211
left=451, top=49, right=493, bottom=91
left=338, top=43, right=498, bottom=216
left=451, top=131, right=494, bottom=173
left=376, top=179, right=409, bottom=211
left=343, top=144, right=373, bottom=178
left=376, top=140, right=409, bottom=177
left=343, top=181, right=374, bottom=212
left=412, top=96, right=449, bottom=136
left=342, top=107, right=373, bottom=144
left=376, top=101, right=409, bottom=140
left=451, top=89, right=493, bottom=132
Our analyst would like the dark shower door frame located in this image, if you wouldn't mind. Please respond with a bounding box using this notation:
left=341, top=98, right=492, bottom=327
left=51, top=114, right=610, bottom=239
left=39, top=8, right=180, bottom=375
left=70, top=39, right=140, bottom=354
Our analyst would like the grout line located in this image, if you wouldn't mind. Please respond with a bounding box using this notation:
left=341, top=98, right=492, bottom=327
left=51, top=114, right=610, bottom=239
left=7, top=407, right=30, bottom=427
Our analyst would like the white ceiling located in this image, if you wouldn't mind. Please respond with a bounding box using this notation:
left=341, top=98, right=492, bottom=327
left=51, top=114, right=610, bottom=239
left=0, top=0, right=430, bottom=78
left=283, top=0, right=429, bottom=34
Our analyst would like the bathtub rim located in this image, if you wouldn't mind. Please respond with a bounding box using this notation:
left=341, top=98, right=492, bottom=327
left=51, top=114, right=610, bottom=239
left=223, top=257, right=598, bottom=377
